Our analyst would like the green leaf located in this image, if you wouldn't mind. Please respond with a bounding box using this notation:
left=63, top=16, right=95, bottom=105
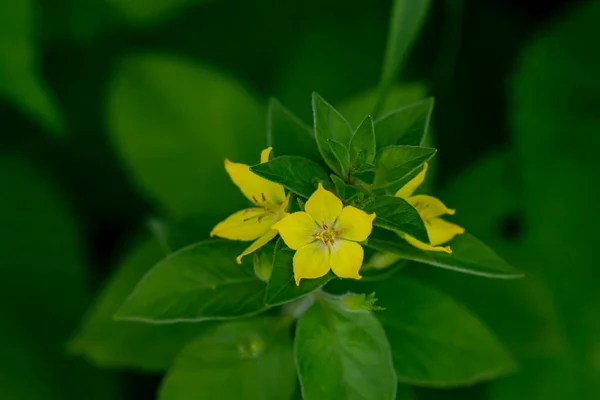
left=374, top=145, right=436, bottom=189
left=361, top=196, right=429, bottom=243
left=295, top=294, right=397, bottom=400
left=159, top=317, right=296, bottom=400
left=0, top=0, right=64, bottom=136
left=370, top=275, right=517, bottom=387
left=350, top=115, right=376, bottom=166
left=267, top=98, right=321, bottom=161
left=69, top=237, right=207, bottom=371
left=367, top=231, right=522, bottom=279
left=116, top=240, right=268, bottom=323
left=379, top=0, right=432, bottom=87
left=0, top=156, right=121, bottom=398
left=312, top=92, right=354, bottom=176
left=338, top=83, right=428, bottom=127
left=253, top=243, right=275, bottom=283
left=108, top=54, right=264, bottom=219
left=328, top=139, right=351, bottom=177
left=251, top=155, right=330, bottom=198
left=264, top=239, right=334, bottom=307
left=109, top=0, right=217, bottom=29
left=330, top=175, right=361, bottom=202
left=375, top=98, right=434, bottom=147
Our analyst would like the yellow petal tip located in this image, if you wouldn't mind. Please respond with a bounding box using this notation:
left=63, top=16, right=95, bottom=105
left=235, top=255, right=243, bottom=264
left=443, top=246, right=452, bottom=254
left=447, top=208, right=456, bottom=215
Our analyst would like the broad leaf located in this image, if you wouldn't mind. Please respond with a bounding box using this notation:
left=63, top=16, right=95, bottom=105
left=312, top=92, right=353, bottom=176
left=0, top=0, right=64, bottom=135
left=361, top=196, right=428, bottom=243
left=159, top=317, right=296, bottom=400
left=367, top=230, right=522, bottom=279
left=370, top=275, right=517, bottom=386
left=375, top=98, right=434, bottom=147
left=69, top=237, right=207, bottom=371
left=0, top=156, right=120, bottom=398
left=379, top=0, right=432, bottom=87
left=116, top=240, right=268, bottom=323
left=295, top=294, right=397, bottom=400
left=350, top=115, right=376, bottom=166
left=264, top=239, right=334, bottom=307
left=251, top=155, right=330, bottom=198
left=267, top=98, right=320, bottom=161
left=108, top=54, right=264, bottom=219
left=374, top=145, right=436, bottom=189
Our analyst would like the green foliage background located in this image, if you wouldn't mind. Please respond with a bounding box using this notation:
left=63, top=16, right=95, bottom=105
left=1, top=0, right=599, bottom=398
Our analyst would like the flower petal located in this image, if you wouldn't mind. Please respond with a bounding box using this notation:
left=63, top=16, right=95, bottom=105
left=304, top=183, right=343, bottom=225
left=427, top=217, right=465, bottom=246
left=329, top=240, right=363, bottom=280
left=407, top=194, right=455, bottom=219
left=293, top=242, right=330, bottom=285
left=210, top=208, right=274, bottom=241
left=272, top=212, right=318, bottom=250
left=260, top=147, right=273, bottom=163
left=401, top=233, right=452, bottom=254
left=224, top=159, right=286, bottom=205
left=236, top=229, right=278, bottom=264
left=395, top=163, right=428, bottom=199
left=335, top=206, right=375, bottom=242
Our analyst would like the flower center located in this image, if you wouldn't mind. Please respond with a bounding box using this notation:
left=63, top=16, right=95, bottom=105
left=313, top=223, right=340, bottom=246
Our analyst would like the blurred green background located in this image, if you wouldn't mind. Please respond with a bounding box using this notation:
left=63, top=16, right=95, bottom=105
left=1, top=0, right=599, bottom=398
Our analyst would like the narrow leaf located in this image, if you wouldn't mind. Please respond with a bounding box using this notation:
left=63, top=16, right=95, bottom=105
left=380, top=0, right=432, bottom=86
left=361, top=195, right=429, bottom=243
left=374, top=145, right=436, bottom=189
left=265, top=239, right=334, bottom=307
left=350, top=115, right=376, bottom=165
left=267, top=98, right=321, bottom=161
left=375, top=98, right=434, bottom=147
left=330, top=175, right=360, bottom=202
left=367, top=231, right=523, bottom=279
left=251, top=155, right=330, bottom=198
left=116, top=240, right=268, bottom=323
left=312, top=92, right=354, bottom=176
left=295, top=294, right=397, bottom=400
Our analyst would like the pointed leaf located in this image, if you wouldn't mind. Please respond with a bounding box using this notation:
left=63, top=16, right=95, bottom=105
left=375, top=98, right=434, bottom=147
left=312, top=92, right=354, bottom=175
left=264, top=239, right=334, bottom=307
left=251, top=155, right=330, bottom=198
left=0, top=0, right=64, bottom=136
left=371, top=275, right=517, bottom=386
left=267, top=98, right=321, bottom=161
left=374, top=145, right=436, bottom=189
left=116, top=240, right=268, bottom=323
left=69, top=238, right=207, bottom=371
left=361, top=195, right=428, bottom=243
left=159, top=317, right=296, bottom=400
left=295, top=294, right=397, bottom=400
left=350, top=115, right=376, bottom=165
left=367, top=231, right=522, bottom=279
left=327, top=139, right=351, bottom=177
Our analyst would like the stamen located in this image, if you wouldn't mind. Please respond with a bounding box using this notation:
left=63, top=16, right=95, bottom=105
left=252, top=195, right=259, bottom=204
left=261, top=192, right=267, bottom=202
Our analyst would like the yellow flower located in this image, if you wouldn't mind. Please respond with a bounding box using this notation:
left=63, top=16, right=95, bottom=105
left=395, top=163, right=465, bottom=253
left=273, top=184, right=375, bottom=285
left=210, top=147, right=289, bottom=263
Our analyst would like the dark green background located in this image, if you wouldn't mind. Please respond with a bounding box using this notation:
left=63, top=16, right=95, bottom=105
left=1, top=0, right=599, bottom=398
